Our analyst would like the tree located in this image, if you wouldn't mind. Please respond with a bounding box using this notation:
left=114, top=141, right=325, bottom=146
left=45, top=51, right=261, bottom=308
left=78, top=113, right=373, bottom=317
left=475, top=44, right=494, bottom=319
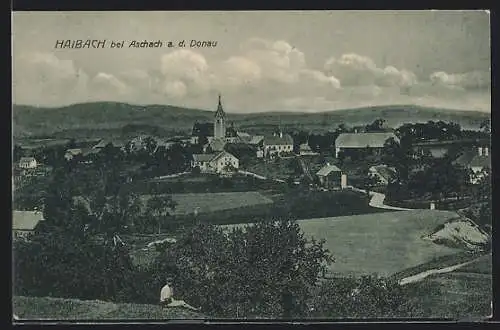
left=152, top=219, right=333, bottom=318
left=146, top=195, right=177, bottom=234
left=365, top=118, right=387, bottom=132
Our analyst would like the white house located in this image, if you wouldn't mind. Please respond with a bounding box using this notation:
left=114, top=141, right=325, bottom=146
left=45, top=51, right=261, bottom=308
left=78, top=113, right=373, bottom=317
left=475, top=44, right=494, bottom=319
left=454, top=146, right=491, bottom=184
left=13, top=210, right=44, bottom=241
left=263, top=132, right=294, bottom=157
left=18, top=157, right=37, bottom=169
left=191, top=151, right=239, bottom=174
left=316, top=163, right=347, bottom=190
left=335, top=132, right=399, bottom=158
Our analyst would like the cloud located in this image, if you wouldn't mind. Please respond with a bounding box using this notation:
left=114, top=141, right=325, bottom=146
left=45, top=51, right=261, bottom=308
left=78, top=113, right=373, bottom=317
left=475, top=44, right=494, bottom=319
left=429, top=70, right=490, bottom=90
left=12, top=45, right=490, bottom=113
left=324, top=53, right=418, bottom=88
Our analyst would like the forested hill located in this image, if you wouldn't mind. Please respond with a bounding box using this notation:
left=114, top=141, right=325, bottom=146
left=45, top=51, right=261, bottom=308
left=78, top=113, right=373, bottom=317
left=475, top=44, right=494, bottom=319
left=13, top=102, right=490, bottom=138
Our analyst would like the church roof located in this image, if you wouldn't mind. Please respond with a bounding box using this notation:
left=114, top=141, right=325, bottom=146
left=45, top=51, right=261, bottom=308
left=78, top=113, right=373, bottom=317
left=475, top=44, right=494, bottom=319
left=215, top=94, right=226, bottom=119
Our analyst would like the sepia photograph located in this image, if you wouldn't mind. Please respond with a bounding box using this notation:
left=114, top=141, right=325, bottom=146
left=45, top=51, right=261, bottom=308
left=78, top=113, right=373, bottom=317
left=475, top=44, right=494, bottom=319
left=12, top=10, right=491, bottom=321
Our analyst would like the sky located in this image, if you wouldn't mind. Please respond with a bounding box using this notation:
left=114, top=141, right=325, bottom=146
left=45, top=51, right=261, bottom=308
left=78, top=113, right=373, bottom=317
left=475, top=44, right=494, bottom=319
left=12, top=11, right=491, bottom=113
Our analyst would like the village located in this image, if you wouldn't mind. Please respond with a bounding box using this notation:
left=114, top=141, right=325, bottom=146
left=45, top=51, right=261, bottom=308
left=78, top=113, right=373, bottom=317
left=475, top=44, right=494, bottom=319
left=12, top=94, right=492, bottom=319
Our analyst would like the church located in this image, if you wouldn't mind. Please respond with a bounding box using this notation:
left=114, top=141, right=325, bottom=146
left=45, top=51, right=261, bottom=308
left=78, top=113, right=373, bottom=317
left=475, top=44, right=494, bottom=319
left=190, top=94, right=238, bottom=145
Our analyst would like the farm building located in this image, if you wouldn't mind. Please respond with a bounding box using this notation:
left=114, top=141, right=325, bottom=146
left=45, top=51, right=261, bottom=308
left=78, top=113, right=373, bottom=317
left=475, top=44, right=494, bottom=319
left=18, top=157, right=37, bottom=169
left=13, top=210, right=44, bottom=241
left=410, top=138, right=483, bottom=159
left=263, top=132, right=294, bottom=157
left=454, top=146, right=491, bottom=184
left=335, top=132, right=399, bottom=157
left=299, top=143, right=318, bottom=156
left=191, top=151, right=239, bottom=174
left=368, top=165, right=397, bottom=185
left=316, top=163, right=347, bottom=190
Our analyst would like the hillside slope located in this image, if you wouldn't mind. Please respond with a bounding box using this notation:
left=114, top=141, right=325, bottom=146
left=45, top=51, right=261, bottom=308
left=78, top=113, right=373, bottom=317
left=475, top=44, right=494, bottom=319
left=13, top=296, right=206, bottom=320
left=13, top=102, right=489, bottom=138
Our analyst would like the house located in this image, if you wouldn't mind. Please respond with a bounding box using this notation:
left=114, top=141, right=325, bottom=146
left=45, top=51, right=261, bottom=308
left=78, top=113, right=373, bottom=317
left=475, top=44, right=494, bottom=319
left=13, top=210, right=44, bottom=240
left=335, top=132, right=399, bottom=157
left=299, top=143, right=318, bottom=156
left=191, top=151, right=239, bottom=174
left=64, top=148, right=100, bottom=162
left=18, top=157, right=37, bottom=169
left=454, top=146, right=491, bottom=184
left=64, top=148, right=83, bottom=161
left=263, top=132, right=294, bottom=157
left=368, top=165, right=397, bottom=185
left=316, top=163, right=347, bottom=190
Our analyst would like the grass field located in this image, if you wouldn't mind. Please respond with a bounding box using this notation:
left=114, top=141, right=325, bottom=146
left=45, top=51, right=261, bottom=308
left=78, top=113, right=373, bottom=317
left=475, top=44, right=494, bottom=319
left=140, top=191, right=274, bottom=216
left=13, top=296, right=206, bottom=320
left=222, top=209, right=464, bottom=276
left=406, top=271, right=492, bottom=319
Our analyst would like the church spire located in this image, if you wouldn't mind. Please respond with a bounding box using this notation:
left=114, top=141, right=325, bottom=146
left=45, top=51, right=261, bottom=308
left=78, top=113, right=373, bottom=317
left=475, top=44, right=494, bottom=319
left=215, top=93, right=225, bottom=118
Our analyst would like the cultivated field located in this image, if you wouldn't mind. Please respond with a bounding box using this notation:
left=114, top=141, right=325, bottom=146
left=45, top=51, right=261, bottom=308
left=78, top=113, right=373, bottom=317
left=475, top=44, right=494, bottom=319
left=13, top=296, right=205, bottom=320
left=140, top=191, right=274, bottom=216
left=222, top=209, right=465, bottom=276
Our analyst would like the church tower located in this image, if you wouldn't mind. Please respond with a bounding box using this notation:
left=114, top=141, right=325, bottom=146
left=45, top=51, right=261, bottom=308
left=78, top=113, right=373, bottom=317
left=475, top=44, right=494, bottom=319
left=214, top=93, right=226, bottom=139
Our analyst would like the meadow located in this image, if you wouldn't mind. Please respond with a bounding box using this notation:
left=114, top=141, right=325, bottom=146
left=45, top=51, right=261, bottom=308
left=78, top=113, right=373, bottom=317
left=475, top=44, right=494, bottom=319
left=13, top=296, right=206, bottom=320
left=140, top=191, right=274, bottom=216
left=222, top=209, right=465, bottom=276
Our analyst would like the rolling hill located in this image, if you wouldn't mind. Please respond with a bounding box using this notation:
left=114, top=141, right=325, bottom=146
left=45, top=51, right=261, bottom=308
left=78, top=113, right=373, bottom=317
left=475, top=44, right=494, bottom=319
left=13, top=102, right=490, bottom=139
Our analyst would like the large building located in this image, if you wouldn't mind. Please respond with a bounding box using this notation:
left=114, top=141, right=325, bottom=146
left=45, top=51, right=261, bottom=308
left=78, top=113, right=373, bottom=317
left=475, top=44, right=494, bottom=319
left=335, top=132, right=399, bottom=158
left=263, top=132, right=294, bottom=157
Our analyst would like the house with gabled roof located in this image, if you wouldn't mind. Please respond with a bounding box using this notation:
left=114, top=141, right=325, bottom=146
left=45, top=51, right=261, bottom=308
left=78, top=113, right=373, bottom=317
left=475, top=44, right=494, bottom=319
left=335, top=132, right=399, bottom=157
left=13, top=210, right=44, bottom=241
left=316, top=163, right=347, bottom=190
left=191, top=151, right=239, bottom=174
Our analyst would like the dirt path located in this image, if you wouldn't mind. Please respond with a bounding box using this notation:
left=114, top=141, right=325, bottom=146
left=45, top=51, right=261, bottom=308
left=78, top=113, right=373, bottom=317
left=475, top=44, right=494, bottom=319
left=348, top=186, right=412, bottom=210
left=238, top=170, right=285, bottom=183
left=398, top=257, right=483, bottom=286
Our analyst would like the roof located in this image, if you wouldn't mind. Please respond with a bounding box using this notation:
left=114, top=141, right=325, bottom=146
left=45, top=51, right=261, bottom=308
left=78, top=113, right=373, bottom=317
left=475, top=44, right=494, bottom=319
left=215, top=94, right=226, bottom=119
left=192, top=153, right=216, bottom=162
left=19, top=157, right=36, bottom=163
left=335, top=133, right=398, bottom=148
left=237, top=132, right=250, bottom=137
left=263, top=134, right=294, bottom=146
left=316, top=164, right=342, bottom=176
left=211, top=151, right=238, bottom=162
left=13, top=211, right=44, bottom=231
left=65, top=148, right=83, bottom=156
left=369, top=165, right=397, bottom=182
left=191, top=122, right=214, bottom=137
left=470, top=155, right=491, bottom=168
left=94, top=139, right=128, bottom=148
left=454, top=150, right=491, bottom=168
left=300, top=143, right=312, bottom=151
left=206, top=138, right=227, bottom=151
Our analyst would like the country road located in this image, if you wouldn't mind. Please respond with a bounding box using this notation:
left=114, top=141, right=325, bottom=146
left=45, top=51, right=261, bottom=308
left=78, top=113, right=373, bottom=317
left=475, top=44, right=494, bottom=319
left=398, top=257, right=483, bottom=286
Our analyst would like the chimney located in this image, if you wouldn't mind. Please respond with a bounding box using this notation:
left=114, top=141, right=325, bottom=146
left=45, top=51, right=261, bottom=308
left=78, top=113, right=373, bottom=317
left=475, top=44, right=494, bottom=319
left=478, top=147, right=483, bottom=156
left=484, top=147, right=489, bottom=156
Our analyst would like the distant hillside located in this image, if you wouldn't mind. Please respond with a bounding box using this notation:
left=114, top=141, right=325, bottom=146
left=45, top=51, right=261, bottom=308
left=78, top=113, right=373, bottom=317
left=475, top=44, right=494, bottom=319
left=13, top=296, right=206, bottom=320
left=13, top=102, right=490, bottom=139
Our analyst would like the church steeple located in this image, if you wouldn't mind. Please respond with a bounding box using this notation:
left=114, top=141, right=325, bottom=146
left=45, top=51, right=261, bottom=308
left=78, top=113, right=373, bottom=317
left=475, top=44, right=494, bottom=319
left=214, top=93, right=226, bottom=139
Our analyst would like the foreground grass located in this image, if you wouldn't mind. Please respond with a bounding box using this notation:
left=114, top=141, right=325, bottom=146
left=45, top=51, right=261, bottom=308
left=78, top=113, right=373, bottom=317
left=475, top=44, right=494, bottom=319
left=406, top=271, right=492, bottom=320
left=13, top=296, right=206, bottom=320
